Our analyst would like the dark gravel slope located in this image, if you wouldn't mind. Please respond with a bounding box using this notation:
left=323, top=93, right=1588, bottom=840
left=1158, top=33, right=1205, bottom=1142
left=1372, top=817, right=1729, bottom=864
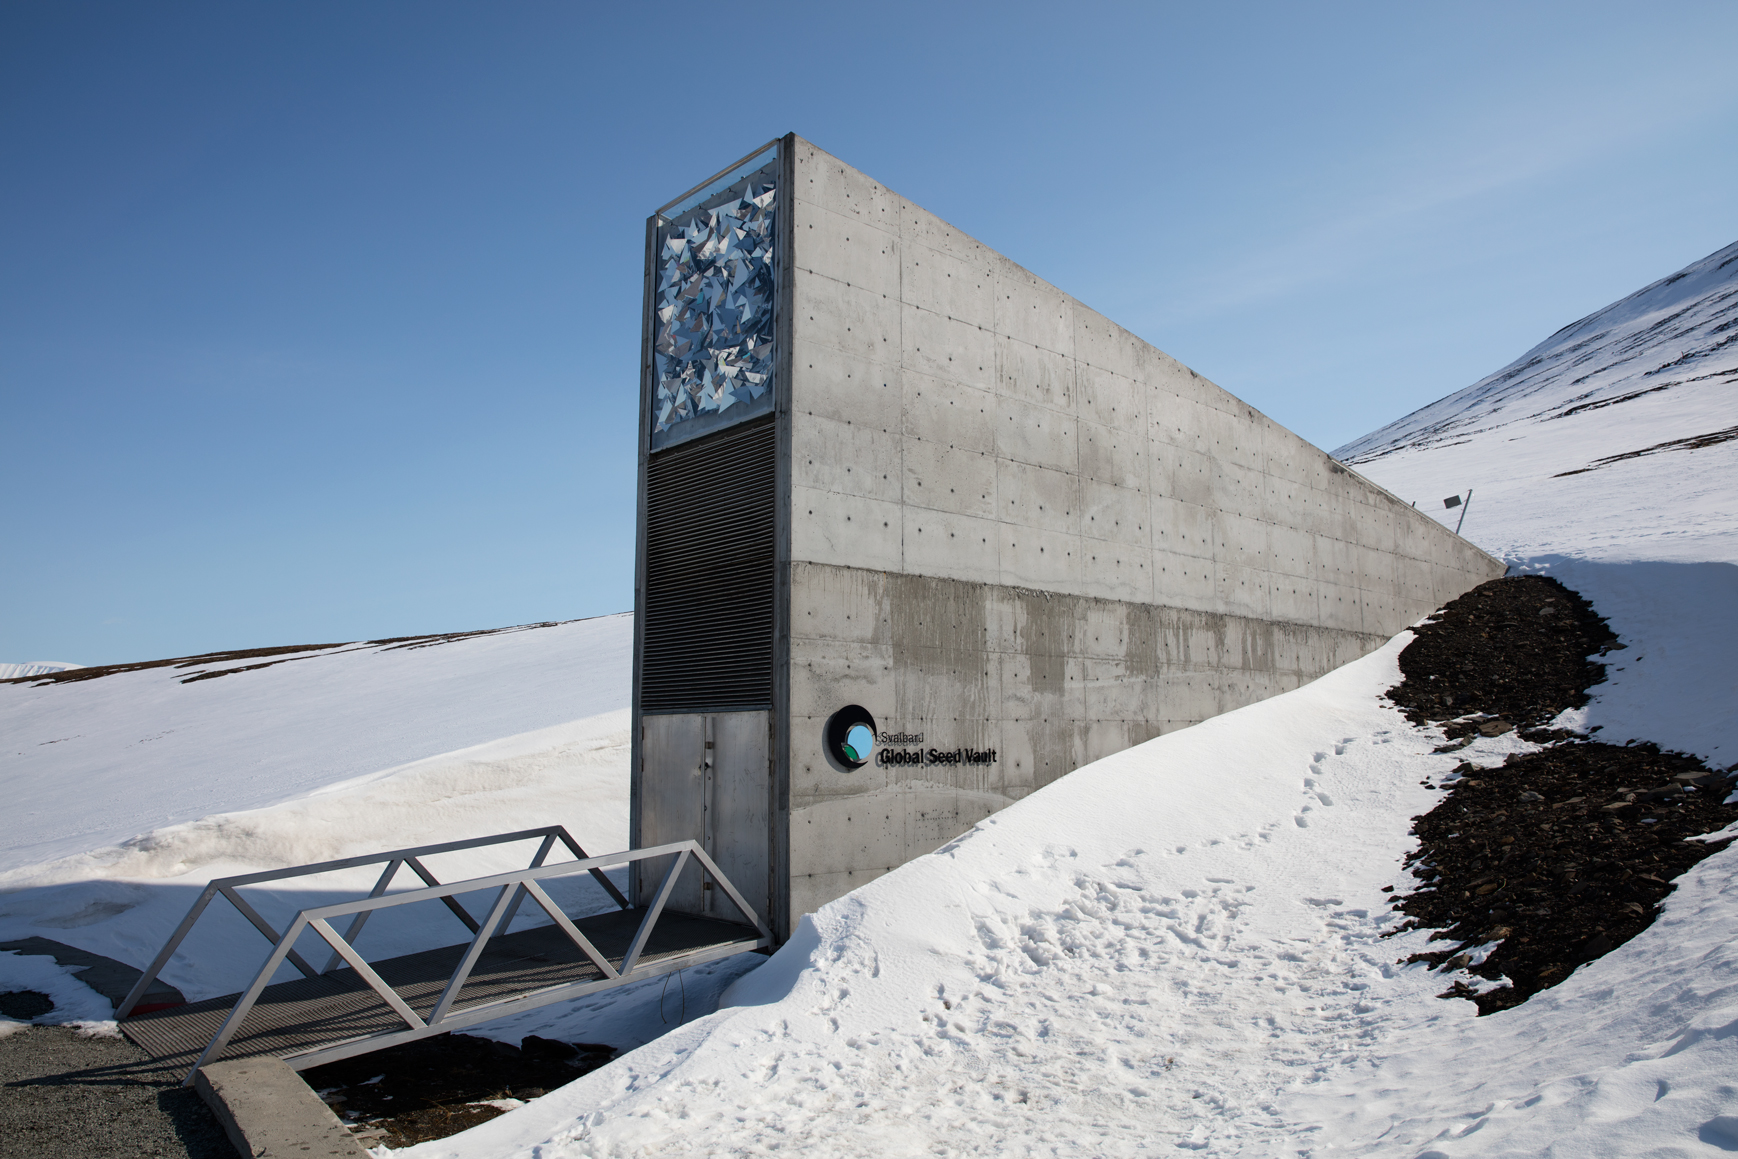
left=1387, top=574, right=1618, bottom=738
left=1385, top=575, right=1738, bottom=1014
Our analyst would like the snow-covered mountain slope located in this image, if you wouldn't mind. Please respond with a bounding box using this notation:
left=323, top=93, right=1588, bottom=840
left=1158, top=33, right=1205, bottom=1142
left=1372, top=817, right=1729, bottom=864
left=0, top=616, right=630, bottom=875
left=1334, top=240, right=1737, bottom=565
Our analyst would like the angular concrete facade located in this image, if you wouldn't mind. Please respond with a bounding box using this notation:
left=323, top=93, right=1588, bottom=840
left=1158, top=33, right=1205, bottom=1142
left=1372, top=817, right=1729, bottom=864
left=632, top=135, right=1503, bottom=942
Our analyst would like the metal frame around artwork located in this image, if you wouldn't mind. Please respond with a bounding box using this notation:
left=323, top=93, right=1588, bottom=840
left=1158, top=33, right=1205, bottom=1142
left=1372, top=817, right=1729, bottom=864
left=113, top=828, right=771, bottom=1084
left=654, top=138, right=780, bottom=222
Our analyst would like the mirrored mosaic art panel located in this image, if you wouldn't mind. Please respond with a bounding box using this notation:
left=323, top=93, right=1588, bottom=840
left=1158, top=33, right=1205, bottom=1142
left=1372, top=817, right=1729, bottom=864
left=651, top=161, right=778, bottom=449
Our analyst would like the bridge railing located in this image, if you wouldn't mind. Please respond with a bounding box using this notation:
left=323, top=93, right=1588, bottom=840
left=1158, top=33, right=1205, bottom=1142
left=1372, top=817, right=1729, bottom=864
left=174, top=838, right=767, bottom=1081
left=117, top=825, right=627, bottom=1021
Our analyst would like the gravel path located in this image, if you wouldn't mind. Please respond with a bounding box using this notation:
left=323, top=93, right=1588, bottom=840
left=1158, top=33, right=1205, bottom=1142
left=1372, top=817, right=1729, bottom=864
left=0, top=1026, right=237, bottom=1159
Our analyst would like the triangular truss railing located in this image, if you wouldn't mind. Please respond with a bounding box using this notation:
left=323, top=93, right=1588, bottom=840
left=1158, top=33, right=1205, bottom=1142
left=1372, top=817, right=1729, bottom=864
left=112, top=828, right=769, bottom=1083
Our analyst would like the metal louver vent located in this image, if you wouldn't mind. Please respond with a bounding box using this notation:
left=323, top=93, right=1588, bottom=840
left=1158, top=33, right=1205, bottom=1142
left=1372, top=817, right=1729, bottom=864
left=641, top=417, right=776, bottom=713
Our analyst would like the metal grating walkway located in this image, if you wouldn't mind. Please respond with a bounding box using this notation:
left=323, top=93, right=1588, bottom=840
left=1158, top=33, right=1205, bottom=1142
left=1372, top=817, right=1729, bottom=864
left=123, top=908, right=758, bottom=1071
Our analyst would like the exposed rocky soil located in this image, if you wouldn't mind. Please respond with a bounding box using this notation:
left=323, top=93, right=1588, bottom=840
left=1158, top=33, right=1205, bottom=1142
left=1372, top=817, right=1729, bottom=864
left=0, top=991, right=55, bottom=1020
left=301, top=1033, right=615, bottom=1148
left=1386, top=575, right=1738, bottom=1014
left=1387, top=574, right=1619, bottom=739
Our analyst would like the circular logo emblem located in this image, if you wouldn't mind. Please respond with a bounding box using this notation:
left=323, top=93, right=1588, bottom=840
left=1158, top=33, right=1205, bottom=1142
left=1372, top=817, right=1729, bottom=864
left=825, top=705, right=877, bottom=769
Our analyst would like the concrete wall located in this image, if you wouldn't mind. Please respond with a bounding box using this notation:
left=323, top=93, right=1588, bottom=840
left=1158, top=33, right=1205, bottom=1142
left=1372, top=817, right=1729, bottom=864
left=780, top=136, right=1502, bottom=922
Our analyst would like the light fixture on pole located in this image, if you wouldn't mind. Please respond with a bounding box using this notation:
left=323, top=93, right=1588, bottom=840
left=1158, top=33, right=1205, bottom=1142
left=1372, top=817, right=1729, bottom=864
left=1443, top=489, right=1473, bottom=535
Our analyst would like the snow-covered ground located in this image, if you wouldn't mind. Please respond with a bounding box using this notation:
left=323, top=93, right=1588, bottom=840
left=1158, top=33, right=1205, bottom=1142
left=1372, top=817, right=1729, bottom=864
left=2, top=241, right=1734, bottom=1155
left=393, top=642, right=1738, bottom=1159
left=1, top=615, right=631, bottom=875
left=0, top=616, right=637, bottom=1007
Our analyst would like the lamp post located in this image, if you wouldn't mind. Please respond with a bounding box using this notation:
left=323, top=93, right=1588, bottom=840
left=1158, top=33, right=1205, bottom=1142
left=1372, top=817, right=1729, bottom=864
left=1443, top=489, right=1473, bottom=536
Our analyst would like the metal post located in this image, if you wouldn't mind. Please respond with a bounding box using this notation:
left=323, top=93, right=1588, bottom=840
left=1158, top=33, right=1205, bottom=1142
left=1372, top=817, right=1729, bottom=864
left=404, top=857, right=481, bottom=932
left=689, top=842, right=774, bottom=941
left=116, top=884, right=220, bottom=1019
left=620, top=849, right=688, bottom=975
left=1455, top=489, right=1473, bottom=536
left=555, top=827, right=632, bottom=909
left=428, top=885, right=516, bottom=1025
left=702, top=715, right=716, bottom=915
left=219, top=886, right=319, bottom=978
left=307, top=918, right=427, bottom=1034
left=182, top=914, right=313, bottom=1084
left=496, top=833, right=558, bottom=936
left=321, top=859, right=402, bottom=974
left=519, top=878, right=619, bottom=979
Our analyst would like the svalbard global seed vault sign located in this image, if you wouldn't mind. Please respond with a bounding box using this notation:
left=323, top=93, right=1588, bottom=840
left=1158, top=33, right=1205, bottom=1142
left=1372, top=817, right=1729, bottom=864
left=630, top=134, right=1503, bottom=943
left=823, top=705, right=994, bottom=770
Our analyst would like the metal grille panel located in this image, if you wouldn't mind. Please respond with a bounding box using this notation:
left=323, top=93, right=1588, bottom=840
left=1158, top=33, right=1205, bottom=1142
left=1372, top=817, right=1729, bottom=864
left=641, top=418, right=775, bottom=713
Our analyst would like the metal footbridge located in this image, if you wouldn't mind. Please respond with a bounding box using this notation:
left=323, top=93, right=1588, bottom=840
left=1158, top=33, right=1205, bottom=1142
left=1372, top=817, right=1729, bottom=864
left=113, top=828, right=770, bottom=1084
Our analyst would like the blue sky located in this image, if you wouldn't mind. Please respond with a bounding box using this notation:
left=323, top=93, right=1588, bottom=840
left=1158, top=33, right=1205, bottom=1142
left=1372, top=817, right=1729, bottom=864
left=4, top=2, right=1735, bottom=664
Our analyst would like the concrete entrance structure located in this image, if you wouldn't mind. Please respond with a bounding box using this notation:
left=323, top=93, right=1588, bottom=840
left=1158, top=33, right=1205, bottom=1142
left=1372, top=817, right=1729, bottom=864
left=632, top=134, right=1503, bottom=942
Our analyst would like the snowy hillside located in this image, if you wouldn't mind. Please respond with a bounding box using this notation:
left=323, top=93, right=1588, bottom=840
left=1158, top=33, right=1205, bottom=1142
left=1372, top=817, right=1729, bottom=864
left=1, top=617, right=632, bottom=875
left=0, top=616, right=635, bottom=1003
left=1335, top=239, right=1737, bottom=565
